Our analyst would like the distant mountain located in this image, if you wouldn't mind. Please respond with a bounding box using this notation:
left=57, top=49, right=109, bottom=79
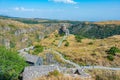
left=0, top=15, right=81, bottom=24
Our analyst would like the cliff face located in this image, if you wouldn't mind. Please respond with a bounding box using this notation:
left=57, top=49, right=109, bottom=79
left=1, top=16, right=120, bottom=49
left=0, top=18, right=71, bottom=49
left=69, top=23, right=120, bottom=39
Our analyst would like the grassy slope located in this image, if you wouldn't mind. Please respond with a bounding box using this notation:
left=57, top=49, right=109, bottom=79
left=39, top=32, right=120, bottom=67
left=0, top=18, right=71, bottom=49
left=0, top=19, right=44, bottom=49
left=36, top=70, right=120, bottom=80
left=69, top=22, right=120, bottom=39
left=94, top=21, right=120, bottom=25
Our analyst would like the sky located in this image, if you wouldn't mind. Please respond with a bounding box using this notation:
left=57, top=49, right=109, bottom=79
left=0, top=0, right=120, bottom=21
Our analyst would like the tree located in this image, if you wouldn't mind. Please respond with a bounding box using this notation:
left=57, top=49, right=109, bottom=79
left=0, top=46, right=27, bottom=80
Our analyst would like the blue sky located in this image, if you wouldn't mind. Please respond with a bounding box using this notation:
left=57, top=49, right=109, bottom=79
left=0, top=0, right=120, bottom=21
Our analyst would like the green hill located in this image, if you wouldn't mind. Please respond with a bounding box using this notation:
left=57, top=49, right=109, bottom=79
left=69, top=22, right=120, bottom=39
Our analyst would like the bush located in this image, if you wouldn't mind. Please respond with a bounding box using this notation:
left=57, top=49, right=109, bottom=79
left=107, top=55, right=114, bottom=61
left=108, top=46, right=120, bottom=55
left=55, top=34, right=59, bottom=37
left=0, top=46, right=27, bottom=80
left=75, top=35, right=83, bottom=42
left=88, top=42, right=93, bottom=45
left=60, top=33, right=65, bottom=36
left=44, top=36, right=48, bottom=39
left=64, top=42, right=69, bottom=47
left=33, top=45, right=44, bottom=55
left=10, top=41, right=16, bottom=48
left=48, top=70, right=61, bottom=77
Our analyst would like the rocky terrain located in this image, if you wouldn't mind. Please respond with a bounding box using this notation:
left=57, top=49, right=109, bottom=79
left=0, top=16, right=71, bottom=49
left=69, top=22, right=120, bottom=39
left=1, top=15, right=120, bottom=80
left=1, top=15, right=120, bottom=49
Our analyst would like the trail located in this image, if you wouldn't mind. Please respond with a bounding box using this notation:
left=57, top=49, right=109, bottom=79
left=18, top=46, right=120, bottom=71
left=58, top=36, right=67, bottom=47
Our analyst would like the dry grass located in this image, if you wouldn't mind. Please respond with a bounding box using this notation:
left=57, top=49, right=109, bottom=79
left=89, top=69, right=120, bottom=80
left=0, top=19, right=44, bottom=28
left=36, top=70, right=83, bottom=80
left=93, top=21, right=120, bottom=25
left=39, top=32, right=120, bottom=66
left=36, top=76, right=82, bottom=80
left=35, top=69, right=120, bottom=80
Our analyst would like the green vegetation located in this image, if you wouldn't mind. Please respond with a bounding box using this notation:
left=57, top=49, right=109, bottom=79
left=69, top=23, right=120, bottom=39
left=64, top=41, right=69, bottom=47
left=60, top=33, right=65, bottom=36
left=10, top=41, right=16, bottom=48
left=88, top=42, right=94, bottom=45
left=44, top=36, right=48, bottom=39
left=107, top=55, right=114, bottom=61
left=0, top=46, right=27, bottom=80
left=75, top=35, right=83, bottom=42
left=107, top=46, right=120, bottom=61
left=48, top=70, right=62, bottom=77
left=8, top=24, right=16, bottom=28
left=55, top=34, right=59, bottom=37
left=33, top=45, right=44, bottom=55
left=108, top=46, right=120, bottom=55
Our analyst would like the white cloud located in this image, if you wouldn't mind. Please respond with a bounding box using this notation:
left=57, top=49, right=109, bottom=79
left=49, top=0, right=77, bottom=4
left=13, top=7, right=35, bottom=12
left=12, top=7, right=64, bottom=12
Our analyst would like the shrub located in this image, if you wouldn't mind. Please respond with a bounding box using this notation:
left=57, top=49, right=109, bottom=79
left=55, top=34, right=59, bottom=37
left=10, top=41, right=16, bottom=48
left=108, top=46, right=120, bottom=55
left=44, top=36, right=48, bottom=39
left=64, top=42, right=69, bottom=47
left=107, top=55, right=114, bottom=61
left=48, top=70, right=61, bottom=77
left=0, top=46, right=27, bottom=80
left=75, top=35, right=83, bottom=42
left=8, top=24, right=16, bottom=28
left=88, top=42, right=93, bottom=45
left=60, top=33, right=65, bottom=36
left=33, top=45, right=44, bottom=55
